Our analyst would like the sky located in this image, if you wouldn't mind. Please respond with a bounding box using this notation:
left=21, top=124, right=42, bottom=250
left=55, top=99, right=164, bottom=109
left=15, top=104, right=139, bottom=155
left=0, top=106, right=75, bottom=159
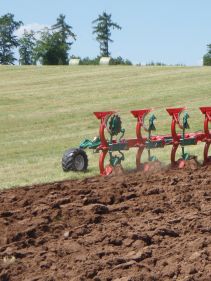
left=1, top=0, right=211, bottom=65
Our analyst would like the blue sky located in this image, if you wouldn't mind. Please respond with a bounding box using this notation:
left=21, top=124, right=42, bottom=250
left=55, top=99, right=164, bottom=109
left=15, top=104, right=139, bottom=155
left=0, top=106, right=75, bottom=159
left=1, top=0, right=211, bottom=65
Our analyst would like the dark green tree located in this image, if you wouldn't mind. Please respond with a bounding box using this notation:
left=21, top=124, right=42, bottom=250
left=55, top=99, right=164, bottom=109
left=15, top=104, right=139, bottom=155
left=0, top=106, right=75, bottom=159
left=0, top=13, right=23, bottom=64
left=109, top=56, right=132, bottom=65
left=92, top=12, right=121, bottom=57
left=34, top=28, right=66, bottom=65
left=35, top=15, right=76, bottom=65
left=52, top=14, right=76, bottom=43
left=203, top=44, right=211, bottom=66
left=51, top=14, right=76, bottom=64
left=19, top=30, right=36, bottom=65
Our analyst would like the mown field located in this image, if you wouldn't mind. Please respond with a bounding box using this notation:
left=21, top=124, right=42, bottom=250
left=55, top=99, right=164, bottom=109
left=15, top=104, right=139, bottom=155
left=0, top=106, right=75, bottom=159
left=0, top=65, right=211, bottom=189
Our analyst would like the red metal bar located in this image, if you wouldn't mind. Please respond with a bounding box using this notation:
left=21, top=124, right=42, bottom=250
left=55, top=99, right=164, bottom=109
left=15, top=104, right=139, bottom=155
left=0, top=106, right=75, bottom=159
left=131, top=109, right=151, bottom=119
left=136, top=147, right=145, bottom=170
left=131, top=109, right=151, bottom=143
left=199, top=107, right=211, bottom=118
left=127, top=138, right=142, bottom=148
left=93, top=111, right=115, bottom=149
left=200, top=107, right=211, bottom=164
left=199, top=107, right=211, bottom=139
left=166, top=107, right=186, bottom=117
left=166, top=107, right=186, bottom=164
left=204, top=143, right=210, bottom=164
left=99, top=150, right=108, bottom=175
left=166, top=107, right=186, bottom=137
left=171, top=144, right=179, bottom=165
left=131, top=109, right=155, bottom=169
left=94, top=111, right=115, bottom=120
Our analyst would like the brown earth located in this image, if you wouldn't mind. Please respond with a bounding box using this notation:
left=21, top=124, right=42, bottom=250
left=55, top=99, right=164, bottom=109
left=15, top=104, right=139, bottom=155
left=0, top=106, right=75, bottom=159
left=0, top=165, right=211, bottom=281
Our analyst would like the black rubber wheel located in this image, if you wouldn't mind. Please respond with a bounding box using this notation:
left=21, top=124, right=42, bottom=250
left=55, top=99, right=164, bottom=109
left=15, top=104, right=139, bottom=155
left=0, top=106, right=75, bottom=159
left=62, top=148, right=88, bottom=172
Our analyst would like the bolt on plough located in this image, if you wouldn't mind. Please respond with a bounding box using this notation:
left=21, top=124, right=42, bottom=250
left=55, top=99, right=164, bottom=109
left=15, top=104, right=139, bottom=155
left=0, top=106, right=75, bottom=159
left=62, top=107, right=211, bottom=175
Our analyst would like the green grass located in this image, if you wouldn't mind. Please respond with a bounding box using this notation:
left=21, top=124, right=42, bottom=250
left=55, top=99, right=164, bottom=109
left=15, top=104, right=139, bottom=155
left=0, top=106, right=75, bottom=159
left=0, top=65, right=211, bottom=189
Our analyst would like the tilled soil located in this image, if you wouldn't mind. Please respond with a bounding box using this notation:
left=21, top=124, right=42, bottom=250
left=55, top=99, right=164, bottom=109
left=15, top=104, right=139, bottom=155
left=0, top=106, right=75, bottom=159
left=0, top=166, right=211, bottom=281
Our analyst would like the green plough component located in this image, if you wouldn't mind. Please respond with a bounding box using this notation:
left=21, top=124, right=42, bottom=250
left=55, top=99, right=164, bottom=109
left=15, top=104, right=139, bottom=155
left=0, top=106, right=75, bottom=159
left=148, top=155, right=158, bottom=161
left=147, top=114, right=158, bottom=161
left=183, top=112, right=190, bottom=129
left=182, top=152, right=191, bottom=160
left=108, top=115, right=122, bottom=136
left=148, top=114, right=156, bottom=131
left=145, top=140, right=164, bottom=149
left=109, top=151, right=125, bottom=166
left=181, top=112, right=192, bottom=160
left=80, top=137, right=101, bottom=149
left=109, top=142, right=128, bottom=151
left=180, top=138, right=197, bottom=146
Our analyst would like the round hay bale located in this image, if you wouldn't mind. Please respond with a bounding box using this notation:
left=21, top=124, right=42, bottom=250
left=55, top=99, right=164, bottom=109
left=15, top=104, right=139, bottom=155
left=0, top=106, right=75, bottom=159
left=69, top=58, right=80, bottom=65
left=99, top=57, right=111, bottom=65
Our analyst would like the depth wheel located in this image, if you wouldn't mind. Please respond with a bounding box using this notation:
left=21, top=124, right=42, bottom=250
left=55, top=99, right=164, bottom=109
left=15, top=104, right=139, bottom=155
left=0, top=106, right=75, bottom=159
left=62, top=148, right=88, bottom=172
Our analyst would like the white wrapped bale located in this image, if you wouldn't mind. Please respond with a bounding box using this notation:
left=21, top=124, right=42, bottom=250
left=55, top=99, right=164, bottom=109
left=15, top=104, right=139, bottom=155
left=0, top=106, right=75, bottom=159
left=69, top=58, right=80, bottom=65
left=99, top=57, right=111, bottom=65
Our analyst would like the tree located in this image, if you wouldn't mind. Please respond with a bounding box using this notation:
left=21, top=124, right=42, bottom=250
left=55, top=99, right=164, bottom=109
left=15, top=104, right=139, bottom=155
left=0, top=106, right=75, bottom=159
left=92, top=12, right=121, bottom=57
left=109, top=56, right=132, bottom=65
left=203, top=44, right=211, bottom=66
left=51, top=14, right=76, bottom=64
left=0, top=13, right=23, bottom=64
left=35, top=15, right=76, bottom=65
left=34, top=28, right=65, bottom=65
left=52, top=14, right=76, bottom=44
left=19, top=30, right=36, bottom=65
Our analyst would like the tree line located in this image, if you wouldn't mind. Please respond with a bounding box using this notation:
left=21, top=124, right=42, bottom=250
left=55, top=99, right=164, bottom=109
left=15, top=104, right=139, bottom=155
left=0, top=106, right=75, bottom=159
left=0, top=12, right=132, bottom=65
left=1, top=12, right=210, bottom=66
left=203, top=45, right=211, bottom=66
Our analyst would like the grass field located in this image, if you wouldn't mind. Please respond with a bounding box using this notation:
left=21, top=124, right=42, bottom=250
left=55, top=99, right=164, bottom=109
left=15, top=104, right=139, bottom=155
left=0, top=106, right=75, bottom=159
left=0, top=65, right=211, bottom=189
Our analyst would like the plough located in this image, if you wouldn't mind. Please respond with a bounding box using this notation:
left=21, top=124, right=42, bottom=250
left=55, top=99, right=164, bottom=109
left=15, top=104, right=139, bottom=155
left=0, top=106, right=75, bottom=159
left=62, top=107, right=211, bottom=175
